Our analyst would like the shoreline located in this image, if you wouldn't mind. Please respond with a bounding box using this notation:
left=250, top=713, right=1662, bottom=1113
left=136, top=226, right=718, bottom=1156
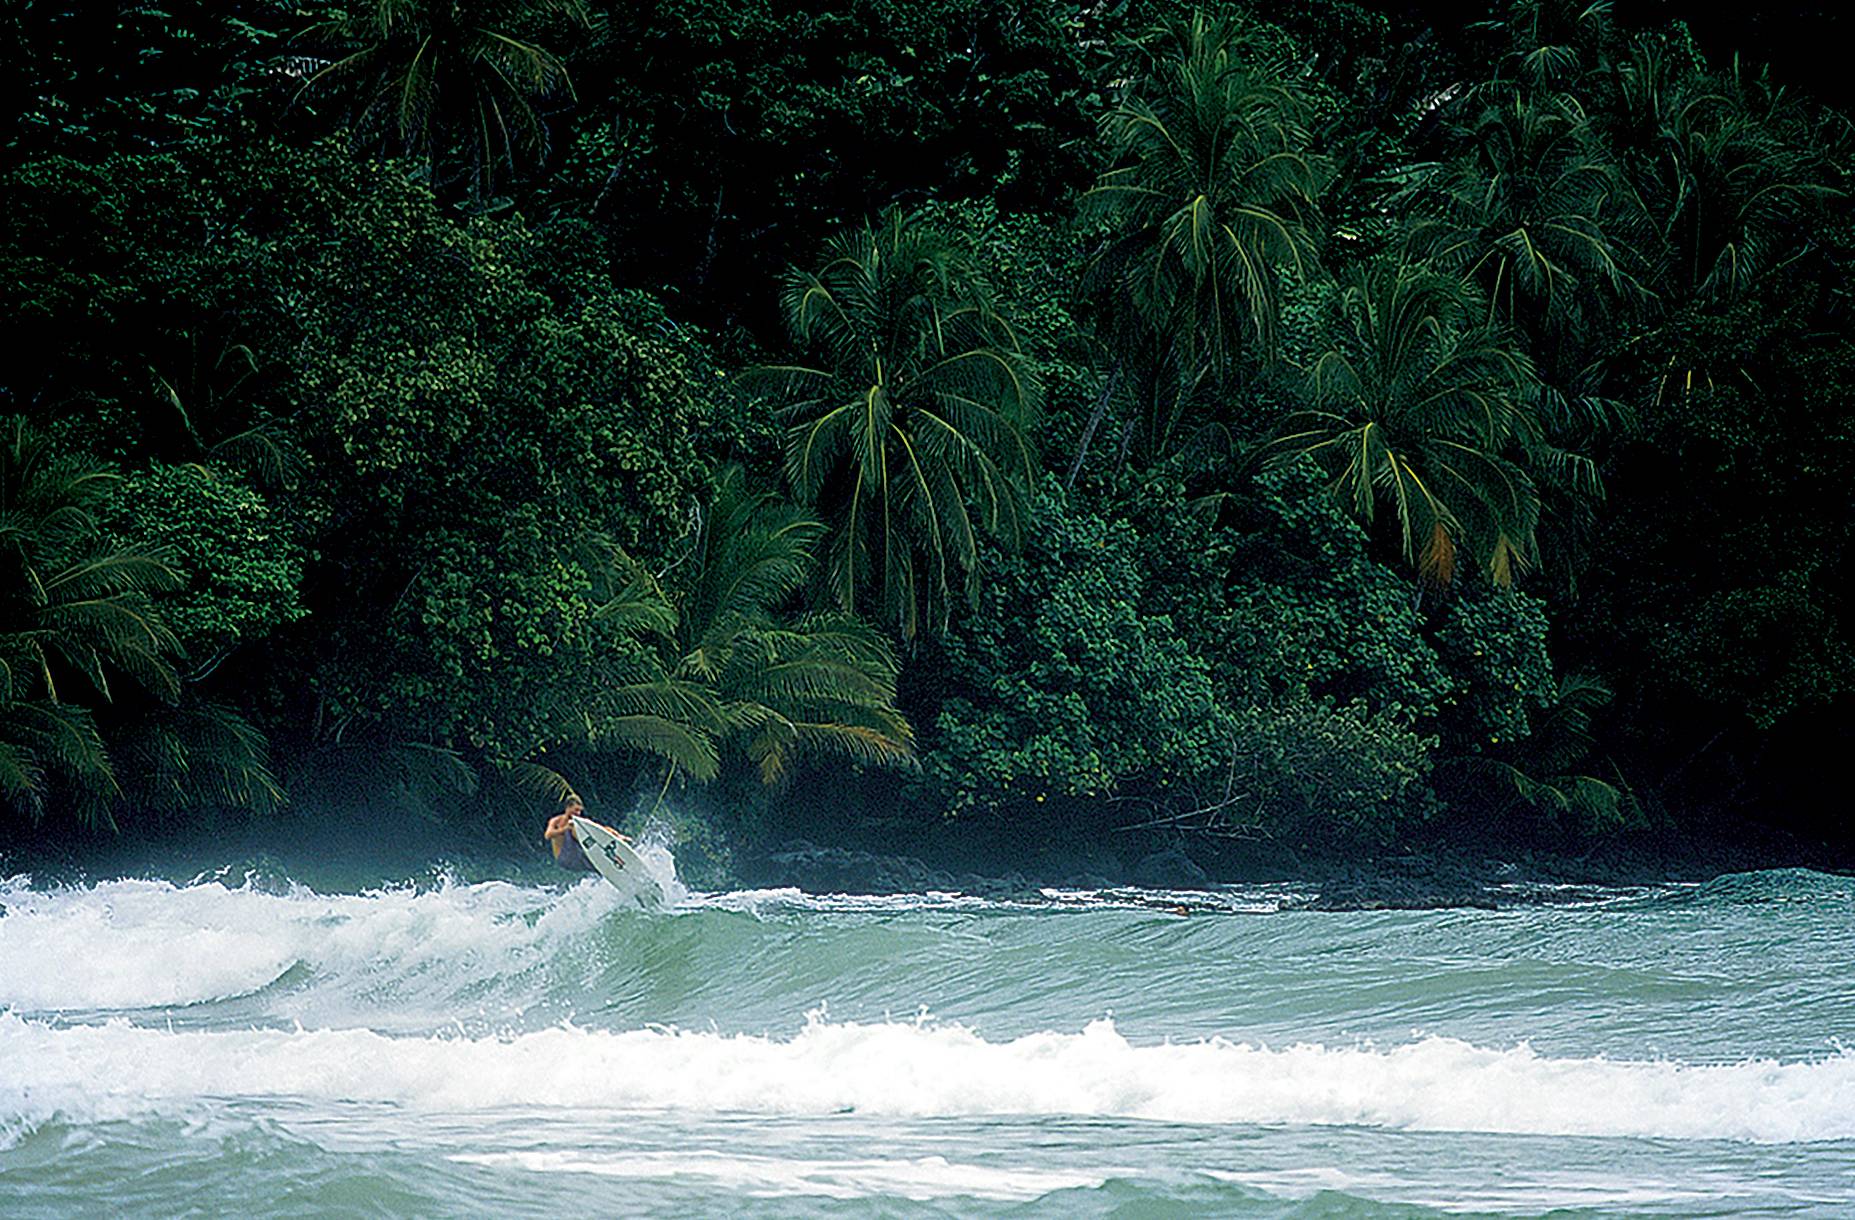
left=735, top=819, right=1854, bottom=910
left=4, top=807, right=1848, bottom=911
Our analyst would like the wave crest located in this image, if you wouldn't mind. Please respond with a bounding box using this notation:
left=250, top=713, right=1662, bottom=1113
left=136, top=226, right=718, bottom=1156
left=2, top=1013, right=1848, bottom=1145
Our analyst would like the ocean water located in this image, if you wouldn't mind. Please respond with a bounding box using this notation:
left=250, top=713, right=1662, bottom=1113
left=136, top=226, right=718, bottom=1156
left=1, top=850, right=1852, bottom=1217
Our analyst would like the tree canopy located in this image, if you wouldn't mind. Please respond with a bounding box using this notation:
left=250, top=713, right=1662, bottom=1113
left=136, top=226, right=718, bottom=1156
left=3, top=0, right=1851, bottom=867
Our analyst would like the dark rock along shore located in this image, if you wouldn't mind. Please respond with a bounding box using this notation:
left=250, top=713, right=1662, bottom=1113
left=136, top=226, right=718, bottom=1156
left=742, top=821, right=1852, bottom=911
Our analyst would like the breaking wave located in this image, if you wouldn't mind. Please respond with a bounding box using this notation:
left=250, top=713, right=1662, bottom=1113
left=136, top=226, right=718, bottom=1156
left=3, top=1012, right=1849, bottom=1145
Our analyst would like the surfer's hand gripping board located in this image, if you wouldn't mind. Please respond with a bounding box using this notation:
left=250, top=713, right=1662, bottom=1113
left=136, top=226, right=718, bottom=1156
left=569, top=816, right=667, bottom=908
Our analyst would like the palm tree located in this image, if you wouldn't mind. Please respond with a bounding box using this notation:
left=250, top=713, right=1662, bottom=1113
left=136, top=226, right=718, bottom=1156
left=112, top=702, right=283, bottom=822
left=0, top=418, right=227, bottom=825
left=0, top=422, right=181, bottom=707
left=299, top=0, right=590, bottom=201
left=1479, top=0, right=1617, bottom=96
left=1616, top=47, right=1833, bottom=310
left=672, top=466, right=912, bottom=784
left=1262, top=260, right=1549, bottom=585
left=1397, top=85, right=1642, bottom=593
left=1394, top=15, right=1647, bottom=588
left=569, top=539, right=726, bottom=782
left=1082, top=10, right=1323, bottom=460
left=1400, top=87, right=1646, bottom=365
left=747, top=209, right=1040, bottom=639
left=515, top=475, right=913, bottom=792
left=147, top=336, right=301, bottom=488
left=1446, top=674, right=1632, bottom=833
left=1599, top=39, right=1839, bottom=419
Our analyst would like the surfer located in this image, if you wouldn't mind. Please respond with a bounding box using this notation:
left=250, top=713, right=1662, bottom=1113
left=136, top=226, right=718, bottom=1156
left=543, top=795, right=630, bottom=873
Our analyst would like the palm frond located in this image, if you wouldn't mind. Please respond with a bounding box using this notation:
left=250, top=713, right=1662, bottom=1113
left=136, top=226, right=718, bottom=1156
left=588, top=714, right=720, bottom=781
left=1081, top=10, right=1324, bottom=461
left=488, top=757, right=577, bottom=803
left=297, top=0, right=591, bottom=200
left=290, top=738, right=477, bottom=821
left=1263, top=260, right=1560, bottom=584
left=115, top=702, right=283, bottom=817
left=584, top=539, right=678, bottom=638
left=0, top=700, right=117, bottom=825
left=211, top=424, right=306, bottom=489
left=749, top=209, right=1037, bottom=636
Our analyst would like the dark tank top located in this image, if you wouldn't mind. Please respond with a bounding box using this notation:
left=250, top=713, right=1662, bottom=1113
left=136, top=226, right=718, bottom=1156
left=554, top=826, right=596, bottom=872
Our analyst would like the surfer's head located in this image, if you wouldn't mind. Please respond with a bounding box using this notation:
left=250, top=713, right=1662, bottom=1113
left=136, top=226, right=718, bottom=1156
left=561, top=795, right=584, bottom=817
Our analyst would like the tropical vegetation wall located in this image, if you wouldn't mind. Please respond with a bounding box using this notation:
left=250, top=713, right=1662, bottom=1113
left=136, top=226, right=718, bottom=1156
left=3, top=0, right=1849, bottom=859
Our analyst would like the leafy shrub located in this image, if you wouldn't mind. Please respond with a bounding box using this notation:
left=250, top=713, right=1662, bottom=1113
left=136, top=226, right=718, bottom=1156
left=1432, top=585, right=1557, bottom=751
left=106, top=463, right=306, bottom=664
left=1224, top=696, right=1435, bottom=845
left=917, top=480, right=1234, bottom=821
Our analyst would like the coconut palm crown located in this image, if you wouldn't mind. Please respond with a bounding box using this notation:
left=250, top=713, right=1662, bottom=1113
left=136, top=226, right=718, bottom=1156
left=518, top=470, right=913, bottom=790
left=1264, top=260, right=1546, bottom=586
left=673, top=465, right=912, bottom=783
left=1401, top=87, right=1646, bottom=364
left=748, top=209, right=1040, bottom=640
left=1083, top=11, right=1324, bottom=458
left=301, top=0, right=590, bottom=201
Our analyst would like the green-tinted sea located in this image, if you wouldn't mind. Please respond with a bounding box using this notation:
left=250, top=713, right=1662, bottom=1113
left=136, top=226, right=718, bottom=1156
left=2, top=847, right=1851, bottom=1216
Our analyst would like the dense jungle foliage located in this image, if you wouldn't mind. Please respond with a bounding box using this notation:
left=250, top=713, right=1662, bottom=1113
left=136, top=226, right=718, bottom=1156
left=2, top=0, right=1850, bottom=870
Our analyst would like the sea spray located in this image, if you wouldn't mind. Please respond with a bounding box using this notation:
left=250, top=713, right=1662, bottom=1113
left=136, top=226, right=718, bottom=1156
left=0, top=873, right=627, bottom=1019
left=626, top=819, right=692, bottom=907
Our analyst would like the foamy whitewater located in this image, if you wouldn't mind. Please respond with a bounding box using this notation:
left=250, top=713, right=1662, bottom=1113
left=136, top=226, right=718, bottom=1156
left=2, top=863, right=1852, bottom=1216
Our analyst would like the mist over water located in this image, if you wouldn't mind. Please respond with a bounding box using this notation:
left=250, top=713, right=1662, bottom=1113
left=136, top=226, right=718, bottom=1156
left=3, top=857, right=1852, bottom=1216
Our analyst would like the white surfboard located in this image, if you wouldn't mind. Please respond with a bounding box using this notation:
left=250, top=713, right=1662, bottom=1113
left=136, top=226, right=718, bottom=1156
left=570, top=817, right=667, bottom=908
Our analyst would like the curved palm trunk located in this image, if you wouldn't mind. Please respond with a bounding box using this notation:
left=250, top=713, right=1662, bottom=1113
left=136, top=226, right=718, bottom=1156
left=1064, top=364, right=1121, bottom=490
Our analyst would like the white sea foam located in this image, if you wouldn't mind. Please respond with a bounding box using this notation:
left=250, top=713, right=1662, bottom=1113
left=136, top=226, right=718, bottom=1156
left=623, top=833, right=691, bottom=907
left=0, top=873, right=625, bottom=1013
left=451, top=1150, right=1109, bottom=1201
left=0, top=878, right=302, bottom=1009
left=686, top=888, right=1024, bottom=915
left=1039, top=885, right=1314, bottom=914
left=0, top=871, right=1049, bottom=1019
left=1, top=1012, right=1850, bottom=1145
left=688, top=884, right=1307, bottom=915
